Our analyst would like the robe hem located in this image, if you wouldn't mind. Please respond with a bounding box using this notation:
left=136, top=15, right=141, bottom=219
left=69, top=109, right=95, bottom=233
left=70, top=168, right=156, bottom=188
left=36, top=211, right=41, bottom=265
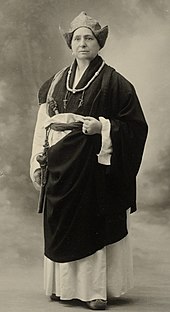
left=44, top=231, right=128, bottom=263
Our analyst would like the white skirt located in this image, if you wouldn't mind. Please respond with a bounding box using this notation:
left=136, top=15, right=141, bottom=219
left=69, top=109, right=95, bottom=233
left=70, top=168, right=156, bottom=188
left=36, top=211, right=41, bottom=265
left=44, top=210, right=133, bottom=302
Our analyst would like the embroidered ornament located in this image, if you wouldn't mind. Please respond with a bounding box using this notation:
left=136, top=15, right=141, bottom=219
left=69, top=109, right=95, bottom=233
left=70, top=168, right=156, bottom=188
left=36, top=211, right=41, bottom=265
left=47, top=97, right=59, bottom=115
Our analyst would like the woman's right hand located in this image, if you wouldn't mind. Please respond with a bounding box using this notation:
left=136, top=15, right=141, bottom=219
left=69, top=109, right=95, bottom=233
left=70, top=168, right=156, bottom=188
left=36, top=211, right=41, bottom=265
left=33, top=168, right=41, bottom=191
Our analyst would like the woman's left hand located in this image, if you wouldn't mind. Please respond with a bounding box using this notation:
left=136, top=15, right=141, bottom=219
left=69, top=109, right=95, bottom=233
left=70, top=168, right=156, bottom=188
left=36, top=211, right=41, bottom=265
left=82, top=116, right=102, bottom=135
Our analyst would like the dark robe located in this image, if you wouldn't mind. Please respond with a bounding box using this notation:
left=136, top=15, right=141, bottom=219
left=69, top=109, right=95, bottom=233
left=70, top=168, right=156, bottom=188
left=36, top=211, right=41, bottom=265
left=38, top=55, right=148, bottom=263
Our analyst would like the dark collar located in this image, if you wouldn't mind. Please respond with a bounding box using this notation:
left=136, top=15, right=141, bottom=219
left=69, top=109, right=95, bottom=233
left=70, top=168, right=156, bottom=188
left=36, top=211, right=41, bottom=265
left=69, top=55, right=103, bottom=90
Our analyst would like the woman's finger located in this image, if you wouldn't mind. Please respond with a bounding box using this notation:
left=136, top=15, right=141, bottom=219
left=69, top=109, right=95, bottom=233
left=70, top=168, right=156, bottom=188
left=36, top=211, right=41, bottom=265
left=83, top=116, right=95, bottom=122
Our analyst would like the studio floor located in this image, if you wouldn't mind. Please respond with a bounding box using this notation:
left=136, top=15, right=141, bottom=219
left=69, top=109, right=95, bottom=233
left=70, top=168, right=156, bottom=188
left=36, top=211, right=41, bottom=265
left=0, top=210, right=170, bottom=312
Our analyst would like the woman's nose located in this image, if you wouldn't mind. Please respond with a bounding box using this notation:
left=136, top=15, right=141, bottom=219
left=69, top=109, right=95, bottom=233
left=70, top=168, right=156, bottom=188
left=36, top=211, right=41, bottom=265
left=79, top=38, right=86, bottom=47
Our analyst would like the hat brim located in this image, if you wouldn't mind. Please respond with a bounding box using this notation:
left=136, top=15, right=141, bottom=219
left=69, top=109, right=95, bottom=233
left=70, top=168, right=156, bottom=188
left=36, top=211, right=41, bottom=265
left=60, top=25, right=108, bottom=50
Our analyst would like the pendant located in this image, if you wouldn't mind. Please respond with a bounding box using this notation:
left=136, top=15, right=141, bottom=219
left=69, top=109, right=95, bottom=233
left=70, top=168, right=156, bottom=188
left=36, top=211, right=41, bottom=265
left=63, top=98, right=68, bottom=111
left=78, top=90, right=85, bottom=108
left=78, top=98, right=83, bottom=108
left=63, top=90, right=69, bottom=111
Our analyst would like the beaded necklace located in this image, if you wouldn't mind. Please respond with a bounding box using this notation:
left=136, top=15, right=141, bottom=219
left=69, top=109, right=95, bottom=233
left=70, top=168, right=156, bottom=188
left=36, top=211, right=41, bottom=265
left=48, top=60, right=105, bottom=113
left=62, top=60, right=105, bottom=111
left=66, top=60, right=105, bottom=93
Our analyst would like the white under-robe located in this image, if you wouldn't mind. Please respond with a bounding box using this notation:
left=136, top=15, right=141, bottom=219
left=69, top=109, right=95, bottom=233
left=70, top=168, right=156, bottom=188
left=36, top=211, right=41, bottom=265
left=44, top=209, right=133, bottom=301
left=30, top=103, right=134, bottom=301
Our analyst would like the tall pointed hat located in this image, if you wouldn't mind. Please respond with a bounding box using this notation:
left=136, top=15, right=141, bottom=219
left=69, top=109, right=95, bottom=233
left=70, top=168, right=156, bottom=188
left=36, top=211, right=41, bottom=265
left=60, top=11, right=108, bottom=49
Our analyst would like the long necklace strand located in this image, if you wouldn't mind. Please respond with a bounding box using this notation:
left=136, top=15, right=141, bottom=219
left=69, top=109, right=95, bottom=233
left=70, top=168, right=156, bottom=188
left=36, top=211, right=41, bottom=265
left=66, top=60, right=105, bottom=94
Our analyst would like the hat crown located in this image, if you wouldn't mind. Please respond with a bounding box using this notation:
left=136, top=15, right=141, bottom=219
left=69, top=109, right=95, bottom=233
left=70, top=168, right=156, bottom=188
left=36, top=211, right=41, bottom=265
left=61, top=12, right=108, bottom=49
left=69, top=11, right=101, bottom=32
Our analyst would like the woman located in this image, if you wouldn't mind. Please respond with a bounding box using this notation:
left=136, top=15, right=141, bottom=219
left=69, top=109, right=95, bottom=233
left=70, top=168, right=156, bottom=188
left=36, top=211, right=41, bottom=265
left=30, top=12, right=148, bottom=310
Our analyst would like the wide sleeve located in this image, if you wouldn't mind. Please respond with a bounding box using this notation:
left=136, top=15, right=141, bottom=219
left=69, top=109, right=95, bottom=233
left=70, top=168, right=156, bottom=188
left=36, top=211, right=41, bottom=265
left=30, top=69, right=66, bottom=182
left=109, top=76, right=148, bottom=181
left=30, top=104, right=48, bottom=182
left=97, top=117, right=113, bottom=165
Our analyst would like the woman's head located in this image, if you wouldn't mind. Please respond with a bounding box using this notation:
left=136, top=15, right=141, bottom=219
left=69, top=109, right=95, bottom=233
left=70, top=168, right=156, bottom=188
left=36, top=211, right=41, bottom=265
left=61, top=12, right=108, bottom=50
left=71, top=27, right=100, bottom=62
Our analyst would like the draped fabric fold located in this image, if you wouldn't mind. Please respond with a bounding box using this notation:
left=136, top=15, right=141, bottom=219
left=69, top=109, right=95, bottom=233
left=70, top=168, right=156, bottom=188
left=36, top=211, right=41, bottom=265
left=36, top=55, right=148, bottom=263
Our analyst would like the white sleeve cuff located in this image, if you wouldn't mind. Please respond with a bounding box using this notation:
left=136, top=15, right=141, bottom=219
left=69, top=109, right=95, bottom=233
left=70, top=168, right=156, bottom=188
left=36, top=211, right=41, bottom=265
left=97, top=117, right=113, bottom=165
left=30, top=104, right=47, bottom=182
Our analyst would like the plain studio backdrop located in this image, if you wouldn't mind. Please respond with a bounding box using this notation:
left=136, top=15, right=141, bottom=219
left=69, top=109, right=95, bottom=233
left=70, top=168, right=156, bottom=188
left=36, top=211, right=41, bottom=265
left=0, top=1, right=170, bottom=311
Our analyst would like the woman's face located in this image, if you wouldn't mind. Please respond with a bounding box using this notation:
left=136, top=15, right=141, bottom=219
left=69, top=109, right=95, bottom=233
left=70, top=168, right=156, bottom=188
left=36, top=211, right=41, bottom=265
left=71, top=27, right=100, bottom=62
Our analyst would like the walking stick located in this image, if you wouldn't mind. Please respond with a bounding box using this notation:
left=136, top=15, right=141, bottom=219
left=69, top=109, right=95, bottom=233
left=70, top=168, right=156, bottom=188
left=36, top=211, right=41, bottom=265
left=36, top=127, right=50, bottom=213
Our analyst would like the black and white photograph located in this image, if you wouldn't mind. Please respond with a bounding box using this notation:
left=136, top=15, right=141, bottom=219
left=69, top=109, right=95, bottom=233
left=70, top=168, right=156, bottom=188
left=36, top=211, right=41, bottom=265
left=0, top=1, right=169, bottom=311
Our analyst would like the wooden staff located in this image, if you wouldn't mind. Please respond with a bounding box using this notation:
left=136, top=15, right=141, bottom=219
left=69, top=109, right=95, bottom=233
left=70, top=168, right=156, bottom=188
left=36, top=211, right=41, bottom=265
left=36, top=127, right=50, bottom=213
